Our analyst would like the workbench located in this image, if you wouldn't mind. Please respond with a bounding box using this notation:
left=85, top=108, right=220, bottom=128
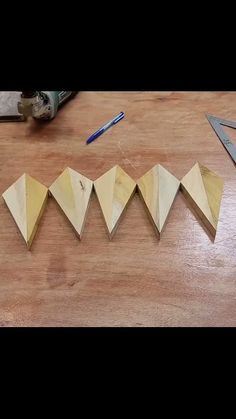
left=0, top=92, right=235, bottom=327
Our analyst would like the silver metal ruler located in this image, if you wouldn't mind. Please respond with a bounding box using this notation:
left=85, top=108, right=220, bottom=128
left=206, top=114, right=236, bottom=164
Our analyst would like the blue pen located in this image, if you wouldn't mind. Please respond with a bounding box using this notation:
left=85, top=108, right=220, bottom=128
left=86, top=112, right=125, bottom=144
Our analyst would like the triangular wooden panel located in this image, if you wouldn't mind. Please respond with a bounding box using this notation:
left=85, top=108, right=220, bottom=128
left=181, top=162, right=224, bottom=237
left=49, top=167, right=93, bottom=239
left=94, top=165, right=136, bottom=238
left=2, top=174, right=48, bottom=248
left=137, top=164, right=180, bottom=236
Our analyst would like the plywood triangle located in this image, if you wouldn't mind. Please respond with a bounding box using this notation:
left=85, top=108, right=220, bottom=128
left=49, top=167, right=93, bottom=239
left=181, top=162, right=223, bottom=237
left=137, top=164, right=180, bottom=236
left=94, top=165, right=136, bottom=238
left=2, top=174, right=48, bottom=248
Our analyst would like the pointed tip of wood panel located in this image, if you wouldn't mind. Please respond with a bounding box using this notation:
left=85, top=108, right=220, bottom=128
left=158, top=165, right=180, bottom=232
left=94, top=165, right=136, bottom=237
left=49, top=167, right=93, bottom=239
left=181, top=162, right=223, bottom=237
left=137, top=164, right=180, bottom=235
left=2, top=174, right=48, bottom=248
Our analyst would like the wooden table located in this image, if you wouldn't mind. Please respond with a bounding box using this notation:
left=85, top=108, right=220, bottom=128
left=0, top=92, right=236, bottom=327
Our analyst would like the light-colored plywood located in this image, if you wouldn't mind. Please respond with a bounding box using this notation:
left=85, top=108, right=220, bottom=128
left=181, top=162, right=224, bottom=238
left=137, top=164, right=180, bottom=236
left=2, top=174, right=48, bottom=248
left=94, top=165, right=136, bottom=238
left=49, top=167, right=93, bottom=239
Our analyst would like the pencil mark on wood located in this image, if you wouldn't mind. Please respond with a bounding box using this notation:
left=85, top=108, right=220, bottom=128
left=117, top=141, right=137, bottom=171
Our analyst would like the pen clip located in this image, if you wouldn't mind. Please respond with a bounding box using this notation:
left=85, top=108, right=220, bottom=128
left=113, top=112, right=124, bottom=124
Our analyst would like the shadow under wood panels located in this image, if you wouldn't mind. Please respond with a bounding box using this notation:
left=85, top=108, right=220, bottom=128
left=181, top=162, right=224, bottom=239
left=2, top=174, right=48, bottom=248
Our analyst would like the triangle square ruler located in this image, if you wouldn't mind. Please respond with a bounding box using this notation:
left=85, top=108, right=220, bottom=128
left=206, top=114, right=236, bottom=164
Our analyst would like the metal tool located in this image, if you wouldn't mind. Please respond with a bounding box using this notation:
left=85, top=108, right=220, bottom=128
left=17, top=91, right=78, bottom=120
left=0, top=92, right=26, bottom=122
left=206, top=114, right=236, bottom=164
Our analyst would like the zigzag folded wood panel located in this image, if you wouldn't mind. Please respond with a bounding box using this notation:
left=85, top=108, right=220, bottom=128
left=2, top=174, right=48, bottom=248
left=181, top=162, right=223, bottom=238
left=1, top=162, right=225, bottom=246
left=49, top=167, right=93, bottom=239
left=94, top=165, right=136, bottom=238
left=137, top=164, right=180, bottom=236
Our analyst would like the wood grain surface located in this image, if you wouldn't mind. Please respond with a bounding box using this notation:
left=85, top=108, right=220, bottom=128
left=0, top=91, right=236, bottom=327
left=49, top=167, right=93, bottom=239
left=94, top=165, right=136, bottom=238
left=137, top=164, right=180, bottom=236
left=2, top=173, right=48, bottom=249
left=181, top=162, right=224, bottom=238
